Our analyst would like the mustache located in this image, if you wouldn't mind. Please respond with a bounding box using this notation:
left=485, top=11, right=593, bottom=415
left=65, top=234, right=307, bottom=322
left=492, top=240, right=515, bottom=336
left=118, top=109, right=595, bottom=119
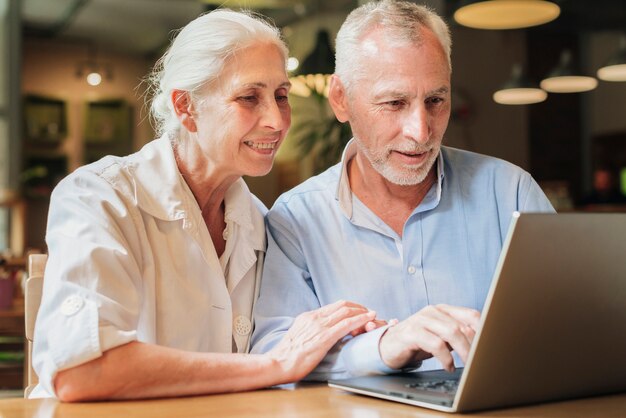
left=386, top=143, right=433, bottom=154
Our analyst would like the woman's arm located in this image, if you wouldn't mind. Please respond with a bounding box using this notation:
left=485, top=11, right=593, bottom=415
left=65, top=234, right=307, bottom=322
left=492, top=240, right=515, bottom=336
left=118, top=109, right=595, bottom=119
left=54, top=300, right=376, bottom=401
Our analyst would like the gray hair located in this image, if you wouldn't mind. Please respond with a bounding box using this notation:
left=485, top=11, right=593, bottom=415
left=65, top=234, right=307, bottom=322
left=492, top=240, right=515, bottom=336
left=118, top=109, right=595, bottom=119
left=335, top=0, right=451, bottom=91
left=147, top=9, right=288, bottom=137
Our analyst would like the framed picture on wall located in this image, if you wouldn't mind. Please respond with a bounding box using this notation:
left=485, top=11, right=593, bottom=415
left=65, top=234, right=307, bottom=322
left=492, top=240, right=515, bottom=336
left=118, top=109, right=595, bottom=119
left=23, top=95, right=68, bottom=145
left=21, top=154, right=68, bottom=198
left=84, top=99, right=133, bottom=162
left=84, top=99, right=131, bottom=145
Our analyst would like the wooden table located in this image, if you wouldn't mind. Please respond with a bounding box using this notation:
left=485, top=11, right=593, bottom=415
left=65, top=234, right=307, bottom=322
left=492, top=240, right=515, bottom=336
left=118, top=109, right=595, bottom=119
left=0, top=384, right=625, bottom=418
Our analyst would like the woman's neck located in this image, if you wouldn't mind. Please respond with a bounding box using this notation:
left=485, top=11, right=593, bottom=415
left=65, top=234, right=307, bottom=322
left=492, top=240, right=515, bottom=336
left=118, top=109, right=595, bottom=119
left=173, top=135, right=237, bottom=257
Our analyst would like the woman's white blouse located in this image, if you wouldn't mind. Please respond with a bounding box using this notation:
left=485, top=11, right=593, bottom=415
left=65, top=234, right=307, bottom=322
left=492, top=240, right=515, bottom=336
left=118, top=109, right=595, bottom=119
left=30, top=135, right=267, bottom=398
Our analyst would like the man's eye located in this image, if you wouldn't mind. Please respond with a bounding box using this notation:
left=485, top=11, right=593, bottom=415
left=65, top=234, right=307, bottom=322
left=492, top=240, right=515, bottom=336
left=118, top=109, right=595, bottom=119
left=428, top=97, right=445, bottom=105
left=238, top=95, right=258, bottom=103
left=276, top=95, right=289, bottom=104
left=385, top=100, right=405, bottom=108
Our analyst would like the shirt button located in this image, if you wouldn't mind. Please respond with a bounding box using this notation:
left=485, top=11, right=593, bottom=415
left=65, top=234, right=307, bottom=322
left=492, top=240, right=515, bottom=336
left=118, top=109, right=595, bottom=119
left=407, top=266, right=416, bottom=274
left=60, top=295, right=84, bottom=316
left=233, top=315, right=252, bottom=336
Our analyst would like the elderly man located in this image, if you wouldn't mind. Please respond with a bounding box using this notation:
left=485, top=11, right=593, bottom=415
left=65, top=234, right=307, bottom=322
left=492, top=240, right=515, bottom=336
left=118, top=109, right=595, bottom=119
left=251, top=0, right=554, bottom=379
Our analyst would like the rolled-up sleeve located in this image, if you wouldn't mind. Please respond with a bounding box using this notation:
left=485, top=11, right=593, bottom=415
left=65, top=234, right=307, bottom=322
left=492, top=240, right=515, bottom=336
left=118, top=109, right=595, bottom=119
left=31, top=168, right=143, bottom=398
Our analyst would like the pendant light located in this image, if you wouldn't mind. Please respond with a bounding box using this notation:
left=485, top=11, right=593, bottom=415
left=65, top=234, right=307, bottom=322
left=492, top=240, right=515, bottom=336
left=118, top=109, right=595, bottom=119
left=493, top=64, right=547, bottom=105
left=597, top=35, right=626, bottom=82
left=75, top=43, right=113, bottom=87
left=289, top=30, right=335, bottom=98
left=454, top=0, right=560, bottom=30
left=540, top=50, right=598, bottom=93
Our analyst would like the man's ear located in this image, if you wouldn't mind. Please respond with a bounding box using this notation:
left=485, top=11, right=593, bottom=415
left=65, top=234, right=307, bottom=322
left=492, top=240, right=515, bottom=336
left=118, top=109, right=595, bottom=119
left=171, top=90, right=197, bottom=132
left=328, top=75, right=350, bottom=123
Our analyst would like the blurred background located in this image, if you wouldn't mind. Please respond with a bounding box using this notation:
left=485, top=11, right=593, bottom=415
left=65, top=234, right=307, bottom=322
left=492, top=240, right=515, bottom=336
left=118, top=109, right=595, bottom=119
left=0, top=0, right=625, bottom=393
left=1, top=0, right=626, bottom=254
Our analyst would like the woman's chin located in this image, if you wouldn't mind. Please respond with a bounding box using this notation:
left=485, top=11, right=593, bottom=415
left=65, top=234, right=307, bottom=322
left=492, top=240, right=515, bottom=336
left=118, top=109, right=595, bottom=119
left=243, top=163, right=274, bottom=178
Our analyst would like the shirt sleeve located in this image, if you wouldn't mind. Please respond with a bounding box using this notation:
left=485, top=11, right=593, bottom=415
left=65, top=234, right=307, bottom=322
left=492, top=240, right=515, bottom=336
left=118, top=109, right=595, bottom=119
left=519, top=173, right=556, bottom=213
left=251, top=203, right=400, bottom=380
left=31, top=169, right=143, bottom=398
left=250, top=208, right=319, bottom=355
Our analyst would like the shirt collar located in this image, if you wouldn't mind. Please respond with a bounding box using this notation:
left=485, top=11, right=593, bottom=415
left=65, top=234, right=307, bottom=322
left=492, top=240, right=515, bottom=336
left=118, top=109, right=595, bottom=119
left=223, top=178, right=267, bottom=252
left=129, top=134, right=189, bottom=221
left=130, top=134, right=265, bottom=251
left=335, top=138, right=445, bottom=219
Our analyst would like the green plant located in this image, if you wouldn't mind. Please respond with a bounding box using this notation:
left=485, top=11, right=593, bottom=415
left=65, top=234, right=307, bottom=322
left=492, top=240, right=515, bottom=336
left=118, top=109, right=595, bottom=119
left=291, top=91, right=352, bottom=174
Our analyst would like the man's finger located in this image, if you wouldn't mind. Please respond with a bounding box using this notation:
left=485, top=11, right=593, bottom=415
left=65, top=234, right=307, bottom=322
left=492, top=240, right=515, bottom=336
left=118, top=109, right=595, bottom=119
left=436, top=304, right=481, bottom=330
left=413, top=328, right=456, bottom=372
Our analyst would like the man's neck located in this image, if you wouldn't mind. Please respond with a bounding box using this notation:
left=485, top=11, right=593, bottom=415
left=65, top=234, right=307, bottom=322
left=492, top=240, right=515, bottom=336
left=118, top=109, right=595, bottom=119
left=348, top=153, right=437, bottom=237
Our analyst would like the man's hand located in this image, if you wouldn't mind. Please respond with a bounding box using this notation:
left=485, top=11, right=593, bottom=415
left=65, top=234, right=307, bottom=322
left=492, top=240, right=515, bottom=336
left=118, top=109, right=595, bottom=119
left=378, top=304, right=481, bottom=371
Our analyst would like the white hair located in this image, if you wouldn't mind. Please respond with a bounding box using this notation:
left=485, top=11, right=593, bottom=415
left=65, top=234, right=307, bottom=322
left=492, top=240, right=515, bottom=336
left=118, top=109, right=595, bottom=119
left=335, top=0, right=452, bottom=92
left=147, top=9, right=288, bottom=137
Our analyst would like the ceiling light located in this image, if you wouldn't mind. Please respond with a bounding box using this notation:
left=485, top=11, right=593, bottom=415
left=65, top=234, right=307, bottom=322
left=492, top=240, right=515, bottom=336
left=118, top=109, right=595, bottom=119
left=76, top=43, right=113, bottom=87
left=287, top=57, right=299, bottom=72
left=454, top=0, right=560, bottom=30
left=493, top=64, right=547, bottom=105
left=86, top=72, right=102, bottom=86
left=540, top=50, right=598, bottom=93
left=597, top=35, right=626, bottom=82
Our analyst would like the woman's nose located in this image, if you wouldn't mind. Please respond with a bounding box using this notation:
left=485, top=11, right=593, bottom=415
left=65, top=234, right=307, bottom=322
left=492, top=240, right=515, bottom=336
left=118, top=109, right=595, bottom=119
left=261, top=99, right=289, bottom=131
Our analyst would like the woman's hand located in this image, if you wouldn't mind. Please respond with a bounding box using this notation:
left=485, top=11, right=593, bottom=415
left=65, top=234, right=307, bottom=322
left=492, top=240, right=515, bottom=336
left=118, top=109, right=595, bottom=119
left=266, top=300, right=377, bottom=382
left=359, top=317, right=398, bottom=335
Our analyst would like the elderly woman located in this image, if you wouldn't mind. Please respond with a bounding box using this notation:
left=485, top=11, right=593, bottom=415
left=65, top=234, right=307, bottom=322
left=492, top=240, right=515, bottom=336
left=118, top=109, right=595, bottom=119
left=31, top=10, right=377, bottom=401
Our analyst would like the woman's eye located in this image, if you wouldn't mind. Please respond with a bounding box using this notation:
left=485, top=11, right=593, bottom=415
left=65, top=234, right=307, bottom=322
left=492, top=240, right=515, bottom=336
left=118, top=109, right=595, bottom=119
left=276, top=95, right=289, bottom=104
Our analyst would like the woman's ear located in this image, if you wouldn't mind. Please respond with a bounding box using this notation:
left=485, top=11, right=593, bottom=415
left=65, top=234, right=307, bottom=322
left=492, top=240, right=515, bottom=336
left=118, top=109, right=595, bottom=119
left=171, top=90, right=197, bottom=132
left=328, top=75, right=350, bottom=123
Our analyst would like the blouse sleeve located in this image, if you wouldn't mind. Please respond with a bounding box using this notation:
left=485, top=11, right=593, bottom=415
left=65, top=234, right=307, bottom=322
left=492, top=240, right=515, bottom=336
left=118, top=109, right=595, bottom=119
left=32, top=166, right=144, bottom=397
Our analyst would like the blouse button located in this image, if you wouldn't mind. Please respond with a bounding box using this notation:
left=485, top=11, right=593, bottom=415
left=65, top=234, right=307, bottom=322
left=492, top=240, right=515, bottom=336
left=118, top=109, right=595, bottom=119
left=60, top=295, right=84, bottom=316
left=233, top=315, right=252, bottom=336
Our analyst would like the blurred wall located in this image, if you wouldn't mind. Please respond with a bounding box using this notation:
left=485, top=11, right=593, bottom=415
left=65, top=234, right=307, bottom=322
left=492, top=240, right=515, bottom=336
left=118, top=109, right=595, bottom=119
left=21, top=38, right=154, bottom=250
left=22, top=38, right=154, bottom=172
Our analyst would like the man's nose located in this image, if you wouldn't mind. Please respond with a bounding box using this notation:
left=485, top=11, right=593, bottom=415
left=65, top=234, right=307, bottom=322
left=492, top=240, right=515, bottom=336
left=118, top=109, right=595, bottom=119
left=403, top=105, right=431, bottom=144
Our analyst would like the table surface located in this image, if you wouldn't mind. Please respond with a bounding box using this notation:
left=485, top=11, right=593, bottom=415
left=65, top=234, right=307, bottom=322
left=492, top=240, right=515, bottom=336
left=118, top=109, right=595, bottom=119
left=0, top=384, right=625, bottom=418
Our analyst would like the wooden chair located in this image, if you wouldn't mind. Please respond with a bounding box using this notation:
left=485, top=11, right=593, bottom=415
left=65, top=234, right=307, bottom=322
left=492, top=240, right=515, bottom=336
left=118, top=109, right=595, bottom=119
left=24, top=253, right=47, bottom=398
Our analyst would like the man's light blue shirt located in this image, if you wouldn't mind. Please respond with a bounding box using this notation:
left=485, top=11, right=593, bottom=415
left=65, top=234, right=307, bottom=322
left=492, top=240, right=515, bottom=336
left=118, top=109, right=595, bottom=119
left=251, top=140, right=555, bottom=379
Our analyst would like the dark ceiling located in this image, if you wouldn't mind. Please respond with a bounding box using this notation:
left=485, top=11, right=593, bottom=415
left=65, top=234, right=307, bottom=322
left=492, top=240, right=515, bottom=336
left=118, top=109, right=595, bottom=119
left=21, top=0, right=626, bottom=57
left=445, top=0, right=626, bottom=32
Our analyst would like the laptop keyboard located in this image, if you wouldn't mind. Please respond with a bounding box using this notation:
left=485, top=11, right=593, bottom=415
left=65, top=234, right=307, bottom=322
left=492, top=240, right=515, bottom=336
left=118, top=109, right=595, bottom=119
left=405, top=379, right=460, bottom=394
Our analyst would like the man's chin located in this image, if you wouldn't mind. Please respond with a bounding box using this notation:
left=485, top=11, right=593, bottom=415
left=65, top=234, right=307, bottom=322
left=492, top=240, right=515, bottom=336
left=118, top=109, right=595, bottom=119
left=380, top=159, right=437, bottom=185
left=379, top=169, right=430, bottom=186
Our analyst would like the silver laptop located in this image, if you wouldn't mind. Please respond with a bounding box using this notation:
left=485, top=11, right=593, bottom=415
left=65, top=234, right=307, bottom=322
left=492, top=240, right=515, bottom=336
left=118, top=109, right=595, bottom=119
left=329, top=212, right=626, bottom=412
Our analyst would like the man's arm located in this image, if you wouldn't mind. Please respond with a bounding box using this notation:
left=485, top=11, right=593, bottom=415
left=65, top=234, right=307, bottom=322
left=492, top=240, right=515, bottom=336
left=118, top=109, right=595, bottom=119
left=252, top=210, right=391, bottom=379
left=520, top=173, right=556, bottom=213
